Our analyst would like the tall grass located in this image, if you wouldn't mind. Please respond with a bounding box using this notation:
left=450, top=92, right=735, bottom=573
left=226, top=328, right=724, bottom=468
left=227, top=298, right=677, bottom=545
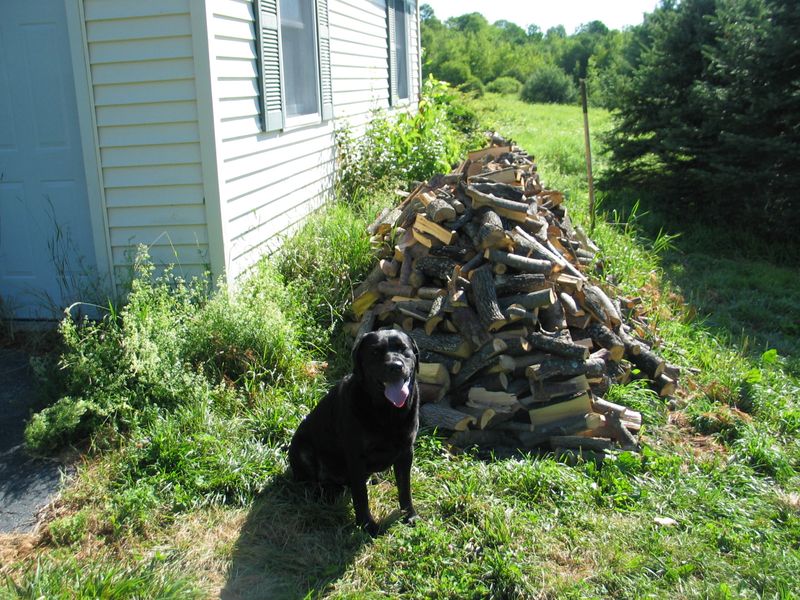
left=6, top=90, right=800, bottom=599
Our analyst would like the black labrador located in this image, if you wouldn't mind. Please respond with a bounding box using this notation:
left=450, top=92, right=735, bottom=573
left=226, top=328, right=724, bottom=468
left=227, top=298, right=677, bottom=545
left=288, top=329, right=420, bottom=536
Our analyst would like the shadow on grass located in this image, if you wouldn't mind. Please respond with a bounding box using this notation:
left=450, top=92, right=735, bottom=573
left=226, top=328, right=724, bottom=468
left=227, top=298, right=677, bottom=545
left=598, top=187, right=800, bottom=362
left=220, top=473, right=368, bottom=600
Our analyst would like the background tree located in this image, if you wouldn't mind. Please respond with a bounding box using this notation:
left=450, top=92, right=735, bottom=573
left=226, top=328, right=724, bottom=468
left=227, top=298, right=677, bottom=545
left=603, top=0, right=800, bottom=238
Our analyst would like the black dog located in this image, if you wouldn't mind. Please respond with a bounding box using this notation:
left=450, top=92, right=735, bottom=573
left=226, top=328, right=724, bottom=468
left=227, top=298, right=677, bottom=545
left=289, top=329, right=420, bottom=536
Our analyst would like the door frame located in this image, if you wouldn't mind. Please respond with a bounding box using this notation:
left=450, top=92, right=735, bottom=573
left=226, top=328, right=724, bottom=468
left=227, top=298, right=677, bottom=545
left=63, top=0, right=115, bottom=301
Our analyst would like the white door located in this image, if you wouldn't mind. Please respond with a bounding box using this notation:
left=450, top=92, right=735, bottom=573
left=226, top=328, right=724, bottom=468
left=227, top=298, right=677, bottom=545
left=0, top=0, right=98, bottom=320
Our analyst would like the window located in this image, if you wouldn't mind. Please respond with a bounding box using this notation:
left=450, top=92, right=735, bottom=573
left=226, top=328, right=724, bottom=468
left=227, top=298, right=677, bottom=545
left=388, top=0, right=412, bottom=105
left=256, top=0, right=332, bottom=132
left=280, top=0, right=319, bottom=119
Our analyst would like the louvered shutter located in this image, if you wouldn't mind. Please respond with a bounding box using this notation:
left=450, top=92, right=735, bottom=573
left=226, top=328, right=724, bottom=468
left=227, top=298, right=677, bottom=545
left=256, top=0, right=284, bottom=132
left=387, top=0, right=398, bottom=106
left=316, top=0, right=333, bottom=120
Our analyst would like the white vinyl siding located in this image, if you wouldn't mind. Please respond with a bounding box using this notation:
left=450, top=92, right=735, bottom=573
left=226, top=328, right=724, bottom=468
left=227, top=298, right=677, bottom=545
left=67, top=0, right=419, bottom=293
left=207, top=0, right=420, bottom=280
left=82, top=0, right=210, bottom=282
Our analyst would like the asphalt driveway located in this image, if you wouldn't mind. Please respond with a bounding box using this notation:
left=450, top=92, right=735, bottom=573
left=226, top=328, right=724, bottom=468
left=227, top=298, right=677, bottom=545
left=0, top=348, right=68, bottom=533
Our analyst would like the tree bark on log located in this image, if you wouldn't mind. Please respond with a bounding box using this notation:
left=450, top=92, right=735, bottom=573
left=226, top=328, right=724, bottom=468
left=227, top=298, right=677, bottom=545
left=484, top=249, right=553, bottom=275
left=526, top=357, right=605, bottom=382
left=425, top=197, right=457, bottom=223
left=469, top=265, right=507, bottom=332
left=452, top=338, right=508, bottom=388
left=420, top=402, right=476, bottom=431
left=406, top=329, right=472, bottom=358
left=527, top=331, right=590, bottom=360
left=538, top=297, right=567, bottom=331
left=450, top=305, right=493, bottom=349
left=630, top=346, right=666, bottom=379
left=495, top=274, right=548, bottom=296
left=477, top=210, right=507, bottom=249
left=586, top=322, right=625, bottom=362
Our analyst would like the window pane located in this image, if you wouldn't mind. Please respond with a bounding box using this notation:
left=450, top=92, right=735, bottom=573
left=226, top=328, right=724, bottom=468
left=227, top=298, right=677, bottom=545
left=280, top=0, right=319, bottom=117
left=393, top=0, right=409, bottom=100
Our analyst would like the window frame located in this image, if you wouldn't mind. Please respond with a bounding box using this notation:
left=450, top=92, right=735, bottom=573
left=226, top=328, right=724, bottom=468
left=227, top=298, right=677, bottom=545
left=255, top=0, right=333, bottom=133
left=388, top=0, right=413, bottom=107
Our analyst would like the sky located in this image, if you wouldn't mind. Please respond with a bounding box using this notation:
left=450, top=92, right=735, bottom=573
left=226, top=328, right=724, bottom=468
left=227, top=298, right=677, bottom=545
left=421, top=0, right=661, bottom=34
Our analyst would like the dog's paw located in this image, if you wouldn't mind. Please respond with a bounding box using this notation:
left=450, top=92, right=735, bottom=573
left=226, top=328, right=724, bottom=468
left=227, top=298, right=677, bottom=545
left=402, top=509, right=419, bottom=525
left=362, top=518, right=380, bottom=538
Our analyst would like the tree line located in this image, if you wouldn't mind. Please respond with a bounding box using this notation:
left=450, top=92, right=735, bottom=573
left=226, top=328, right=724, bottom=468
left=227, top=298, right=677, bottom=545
left=421, top=1, right=800, bottom=241
left=420, top=5, right=627, bottom=106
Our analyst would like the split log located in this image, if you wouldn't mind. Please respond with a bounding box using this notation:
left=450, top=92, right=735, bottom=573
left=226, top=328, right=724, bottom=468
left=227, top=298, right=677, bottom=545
left=630, top=346, right=666, bottom=379
left=495, top=274, right=548, bottom=296
left=538, top=297, right=567, bottom=331
left=484, top=249, right=553, bottom=275
left=466, top=185, right=529, bottom=222
left=527, top=331, right=589, bottom=360
left=466, top=387, right=520, bottom=412
left=526, top=357, right=606, bottom=382
left=406, top=329, right=472, bottom=359
left=528, top=374, right=590, bottom=403
left=452, top=338, right=508, bottom=388
left=469, top=265, right=506, bottom=332
left=418, top=362, right=451, bottom=388
left=450, top=306, right=492, bottom=349
left=516, top=413, right=604, bottom=447
left=549, top=436, right=615, bottom=453
left=424, top=295, right=447, bottom=335
left=425, top=197, right=457, bottom=223
left=477, top=210, right=507, bottom=249
left=420, top=402, right=476, bottom=431
left=653, top=373, right=677, bottom=397
left=459, top=405, right=496, bottom=429
left=414, top=214, right=456, bottom=245
left=497, top=289, right=555, bottom=311
left=416, top=256, right=458, bottom=282
left=586, top=323, right=625, bottom=362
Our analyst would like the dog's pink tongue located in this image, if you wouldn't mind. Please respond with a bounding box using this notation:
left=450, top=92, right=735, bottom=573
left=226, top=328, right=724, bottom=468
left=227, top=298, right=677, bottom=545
left=384, top=379, right=410, bottom=407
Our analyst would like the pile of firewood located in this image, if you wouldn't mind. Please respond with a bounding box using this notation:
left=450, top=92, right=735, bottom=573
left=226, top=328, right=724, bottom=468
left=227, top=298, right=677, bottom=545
left=345, top=140, right=679, bottom=456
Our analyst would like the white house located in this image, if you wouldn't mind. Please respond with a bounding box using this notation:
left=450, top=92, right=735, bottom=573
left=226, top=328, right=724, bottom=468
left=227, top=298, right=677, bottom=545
left=0, top=0, right=420, bottom=321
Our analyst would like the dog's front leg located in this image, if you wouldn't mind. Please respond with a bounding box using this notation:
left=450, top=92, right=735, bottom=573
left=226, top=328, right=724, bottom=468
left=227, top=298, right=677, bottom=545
left=393, top=449, right=417, bottom=522
left=346, top=457, right=378, bottom=537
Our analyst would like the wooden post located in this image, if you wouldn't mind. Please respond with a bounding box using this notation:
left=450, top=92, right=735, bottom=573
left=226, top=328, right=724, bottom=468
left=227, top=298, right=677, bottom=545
left=580, top=79, right=596, bottom=235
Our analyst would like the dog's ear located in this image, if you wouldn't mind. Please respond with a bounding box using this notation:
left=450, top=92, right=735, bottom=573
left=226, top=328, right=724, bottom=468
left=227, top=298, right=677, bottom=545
left=351, top=332, right=368, bottom=381
left=408, top=334, right=420, bottom=373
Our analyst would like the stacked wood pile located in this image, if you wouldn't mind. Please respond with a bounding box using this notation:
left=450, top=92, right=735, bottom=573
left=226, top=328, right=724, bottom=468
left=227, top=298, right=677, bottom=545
left=346, top=141, right=679, bottom=456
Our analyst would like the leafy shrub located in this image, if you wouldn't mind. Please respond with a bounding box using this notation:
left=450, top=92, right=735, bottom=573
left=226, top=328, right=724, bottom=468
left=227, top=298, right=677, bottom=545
left=521, top=65, right=578, bottom=104
left=25, top=251, right=309, bottom=453
left=336, top=76, right=483, bottom=200
left=486, top=76, right=522, bottom=95
left=437, top=60, right=471, bottom=86
left=459, top=75, right=485, bottom=96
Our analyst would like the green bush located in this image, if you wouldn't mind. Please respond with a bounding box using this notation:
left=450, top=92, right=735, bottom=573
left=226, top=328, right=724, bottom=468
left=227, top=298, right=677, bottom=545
left=486, top=76, right=522, bottom=95
left=24, top=251, right=310, bottom=453
left=335, top=76, right=483, bottom=200
left=459, top=75, right=485, bottom=96
left=521, top=65, right=578, bottom=104
left=437, top=60, right=472, bottom=86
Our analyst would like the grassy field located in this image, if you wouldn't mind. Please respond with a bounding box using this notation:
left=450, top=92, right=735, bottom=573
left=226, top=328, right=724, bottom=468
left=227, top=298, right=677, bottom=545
left=2, top=93, right=799, bottom=599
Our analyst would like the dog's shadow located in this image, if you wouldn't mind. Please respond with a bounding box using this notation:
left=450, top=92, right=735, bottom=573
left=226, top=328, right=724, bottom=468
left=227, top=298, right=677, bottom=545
left=220, top=472, right=373, bottom=599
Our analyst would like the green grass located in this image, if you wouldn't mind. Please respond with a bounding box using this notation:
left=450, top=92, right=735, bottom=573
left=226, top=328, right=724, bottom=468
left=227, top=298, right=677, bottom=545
left=3, top=91, right=799, bottom=599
